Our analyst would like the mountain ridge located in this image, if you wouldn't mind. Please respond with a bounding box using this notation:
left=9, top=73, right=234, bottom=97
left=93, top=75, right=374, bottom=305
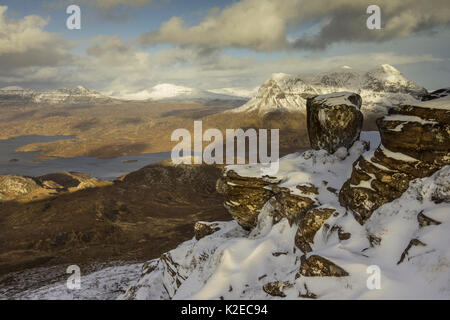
left=233, top=64, right=427, bottom=115
left=0, top=85, right=115, bottom=106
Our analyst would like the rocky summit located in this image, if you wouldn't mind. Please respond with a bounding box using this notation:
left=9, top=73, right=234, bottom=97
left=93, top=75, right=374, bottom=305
left=307, top=92, right=363, bottom=154
left=116, top=89, right=450, bottom=300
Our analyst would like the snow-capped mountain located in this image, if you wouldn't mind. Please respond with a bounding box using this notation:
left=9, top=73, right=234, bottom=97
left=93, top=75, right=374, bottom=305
left=111, top=83, right=249, bottom=102
left=208, top=87, right=259, bottom=99
left=0, top=86, right=35, bottom=105
left=0, top=86, right=114, bottom=106
left=33, top=86, right=113, bottom=105
left=234, top=64, right=427, bottom=115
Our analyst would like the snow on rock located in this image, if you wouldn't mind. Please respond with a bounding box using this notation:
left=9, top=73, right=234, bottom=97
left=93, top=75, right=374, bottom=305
left=421, top=87, right=450, bottom=102
left=313, top=91, right=361, bottom=108
left=232, top=64, right=426, bottom=116
left=307, top=92, right=363, bottom=154
left=120, top=129, right=450, bottom=299
left=416, top=94, right=450, bottom=111
left=340, top=96, right=450, bottom=223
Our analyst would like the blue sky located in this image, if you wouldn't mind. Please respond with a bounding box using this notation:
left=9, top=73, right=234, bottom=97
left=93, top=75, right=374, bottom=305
left=0, top=0, right=449, bottom=93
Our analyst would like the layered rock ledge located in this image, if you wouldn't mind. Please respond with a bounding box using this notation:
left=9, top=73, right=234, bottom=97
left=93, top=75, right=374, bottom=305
left=340, top=94, right=450, bottom=223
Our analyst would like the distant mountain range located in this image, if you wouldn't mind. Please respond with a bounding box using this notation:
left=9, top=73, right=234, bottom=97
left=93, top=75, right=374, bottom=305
left=0, top=85, right=114, bottom=106
left=0, top=65, right=429, bottom=111
left=232, top=64, right=428, bottom=115
left=0, top=84, right=252, bottom=106
left=108, top=83, right=252, bottom=103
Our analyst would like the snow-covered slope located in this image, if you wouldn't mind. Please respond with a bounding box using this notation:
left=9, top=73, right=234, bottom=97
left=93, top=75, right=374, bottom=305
left=119, top=131, right=450, bottom=300
left=234, top=65, right=427, bottom=115
left=0, top=86, right=35, bottom=104
left=208, top=87, right=259, bottom=99
left=33, top=86, right=113, bottom=104
left=0, top=86, right=114, bottom=105
left=111, top=83, right=249, bottom=102
left=0, top=263, right=143, bottom=300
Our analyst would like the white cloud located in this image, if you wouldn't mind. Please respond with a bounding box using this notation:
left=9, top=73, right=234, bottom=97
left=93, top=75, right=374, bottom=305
left=139, top=0, right=450, bottom=51
left=0, top=6, right=72, bottom=69
left=0, top=3, right=447, bottom=92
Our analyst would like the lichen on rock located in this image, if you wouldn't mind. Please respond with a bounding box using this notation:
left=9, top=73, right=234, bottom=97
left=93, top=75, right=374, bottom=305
left=307, top=92, right=363, bottom=154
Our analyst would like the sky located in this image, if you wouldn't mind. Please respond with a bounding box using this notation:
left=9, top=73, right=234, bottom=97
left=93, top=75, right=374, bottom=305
left=0, top=0, right=449, bottom=96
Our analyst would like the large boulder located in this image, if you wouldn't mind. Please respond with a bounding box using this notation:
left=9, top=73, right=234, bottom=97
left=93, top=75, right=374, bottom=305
left=340, top=95, right=450, bottom=223
left=297, top=255, right=349, bottom=277
left=216, top=170, right=322, bottom=231
left=307, top=92, right=363, bottom=154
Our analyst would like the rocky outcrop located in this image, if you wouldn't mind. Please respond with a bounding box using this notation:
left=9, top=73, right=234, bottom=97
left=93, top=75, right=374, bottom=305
left=194, top=222, right=220, bottom=240
left=340, top=96, right=450, bottom=223
left=216, top=170, right=280, bottom=230
left=307, top=92, right=363, bottom=154
left=262, top=281, right=293, bottom=297
left=294, top=208, right=336, bottom=253
left=217, top=169, right=334, bottom=253
left=269, top=186, right=318, bottom=226
left=0, top=172, right=107, bottom=202
left=0, top=175, right=40, bottom=201
left=421, top=87, right=449, bottom=101
left=297, top=255, right=348, bottom=277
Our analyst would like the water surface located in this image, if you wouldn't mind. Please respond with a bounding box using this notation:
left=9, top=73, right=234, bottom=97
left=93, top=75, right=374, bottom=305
left=0, top=135, right=170, bottom=180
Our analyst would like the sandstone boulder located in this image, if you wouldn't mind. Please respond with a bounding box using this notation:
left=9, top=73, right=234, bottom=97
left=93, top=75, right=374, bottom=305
left=307, top=92, right=363, bottom=154
left=295, top=208, right=336, bottom=253
left=297, top=255, right=348, bottom=277
left=194, top=222, right=220, bottom=240
left=269, top=186, right=317, bottom=226
left=216, top=170, right=280, bottom=230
